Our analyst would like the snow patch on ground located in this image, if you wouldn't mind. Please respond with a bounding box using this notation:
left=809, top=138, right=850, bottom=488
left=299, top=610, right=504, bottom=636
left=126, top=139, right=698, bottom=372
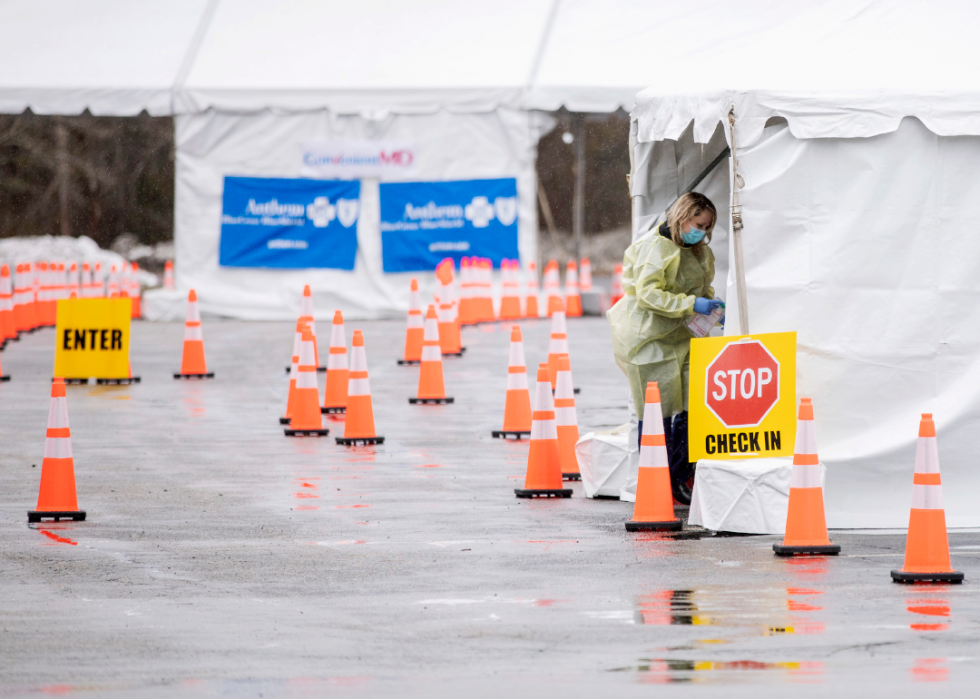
left=0, top=235, right=158, bottom=287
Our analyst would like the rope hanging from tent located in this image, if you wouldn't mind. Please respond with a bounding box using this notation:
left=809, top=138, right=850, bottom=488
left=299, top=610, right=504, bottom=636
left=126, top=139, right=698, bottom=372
left=729, top=108, right=749, bottom=335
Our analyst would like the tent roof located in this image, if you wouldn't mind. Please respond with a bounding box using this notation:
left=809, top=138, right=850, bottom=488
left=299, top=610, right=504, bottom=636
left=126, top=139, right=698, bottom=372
left=633, top=0, right=980, bottom=146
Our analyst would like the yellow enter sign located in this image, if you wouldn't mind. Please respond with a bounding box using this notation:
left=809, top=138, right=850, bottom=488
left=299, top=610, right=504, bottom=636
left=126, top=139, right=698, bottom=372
left=54, top=298, right=132, bottom=380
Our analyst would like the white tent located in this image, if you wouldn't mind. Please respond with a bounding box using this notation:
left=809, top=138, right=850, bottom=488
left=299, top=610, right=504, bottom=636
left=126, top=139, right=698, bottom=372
left=630, top=0, right=980, bottom=527
left=0, top=0, right=831, bottom=320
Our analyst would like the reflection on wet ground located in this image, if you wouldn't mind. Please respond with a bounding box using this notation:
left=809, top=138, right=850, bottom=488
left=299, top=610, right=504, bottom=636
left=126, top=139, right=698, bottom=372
left=613, top=658, right=824, bottom=684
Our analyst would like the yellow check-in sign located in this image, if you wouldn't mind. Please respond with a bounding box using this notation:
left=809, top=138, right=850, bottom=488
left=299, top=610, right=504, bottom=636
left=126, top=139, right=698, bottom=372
left=54, top=298, right=131, bottom=380
left=689, top=331, right=796, bottom=461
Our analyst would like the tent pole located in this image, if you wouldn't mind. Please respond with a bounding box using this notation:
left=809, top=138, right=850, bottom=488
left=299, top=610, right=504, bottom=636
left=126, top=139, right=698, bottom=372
left=573, top=114, right=585, bottom=264
left=728, top=109, right=749, bottom=335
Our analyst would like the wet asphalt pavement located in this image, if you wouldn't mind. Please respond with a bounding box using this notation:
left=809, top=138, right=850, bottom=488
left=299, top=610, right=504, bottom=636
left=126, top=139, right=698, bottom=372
left=2, top=316, right=980, bottom=698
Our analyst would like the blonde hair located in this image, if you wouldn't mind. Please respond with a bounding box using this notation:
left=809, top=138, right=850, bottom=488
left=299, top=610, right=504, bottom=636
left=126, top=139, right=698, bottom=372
left=666, top=192, right=717, bottom=251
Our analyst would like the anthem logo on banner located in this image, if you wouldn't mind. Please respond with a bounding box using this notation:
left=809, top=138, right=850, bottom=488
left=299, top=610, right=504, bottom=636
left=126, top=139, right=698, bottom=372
left=379, top=178, right=520, bottom=272
left=300, top=141, right=416, bottom=179
left=219, top=176, right=360, bottom=269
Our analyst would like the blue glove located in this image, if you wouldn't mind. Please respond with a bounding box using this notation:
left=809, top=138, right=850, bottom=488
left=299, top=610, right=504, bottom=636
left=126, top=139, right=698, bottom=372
left=693, top=297, right=725, bottom=315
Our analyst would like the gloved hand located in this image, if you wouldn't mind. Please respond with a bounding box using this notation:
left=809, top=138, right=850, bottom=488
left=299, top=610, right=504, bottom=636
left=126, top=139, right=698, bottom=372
left=693, top=297, right=725, bottom=315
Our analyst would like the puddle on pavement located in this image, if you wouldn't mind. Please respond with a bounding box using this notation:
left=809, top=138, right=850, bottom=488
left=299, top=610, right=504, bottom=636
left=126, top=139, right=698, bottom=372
left=908, top=596, right=950, bottom=631
left=611, top=658, right=823, bottom=684
left=625, top=586, right=825, bottom=637
left=911, top=658, right=949, bottom=682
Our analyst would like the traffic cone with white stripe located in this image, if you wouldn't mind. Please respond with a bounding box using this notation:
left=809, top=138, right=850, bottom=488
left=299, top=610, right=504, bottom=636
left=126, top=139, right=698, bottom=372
left=67, top=262, right=80, bottom=299
left=580, top=258, right=593, bottom=293
left=555, top=353, right=580, bottom=481
left=547, top=311, right=578, bottom=393
left=298, top=284, right=326, bottom=372
left=458, top=257, right=477, bottom=326
left=0, top=264, right=15, bottom=346
left=499, top=260, right=522, bottom=320
left=398, top=278, right=424, bottom=365
left=525, top=261, right=540, bottom=319
left=626, top=382, right=681, bottom=531
left=130, top=262, right=142, bottom=318
left=891, top=413, right=963, bottom=583
left=173, top=290, right=214, bottom=379
left=164, top=260, right=174, bottom=290
left=544, top=260, right=563, bottom=317
left=285, top=328, right=328, bottom=437
left=409, top=305, right=453, bottom=404
left=436, top=261, right=463, bottom=357
left=565, top=261, right=582, bottom=318
left=280, top=319, right=306, bottom=424
left=610, top=263, right=624, bottom=306
left=336, top=330, right=384, bottom=445
left=492, top=326, right=531, bottom=439
left=773, top=398, right=840, bottom=555
left=322, top=311, right=348, bottom=414
left=515, top=363, right=572, bottom=498
left=28, top=378, right=85, bottom=522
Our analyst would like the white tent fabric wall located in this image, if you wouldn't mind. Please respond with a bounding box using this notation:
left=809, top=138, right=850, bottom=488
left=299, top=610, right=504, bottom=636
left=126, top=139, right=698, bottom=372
left=717, top=117, right=980, bottom=528
left=171, top=109, right=547, bottom=320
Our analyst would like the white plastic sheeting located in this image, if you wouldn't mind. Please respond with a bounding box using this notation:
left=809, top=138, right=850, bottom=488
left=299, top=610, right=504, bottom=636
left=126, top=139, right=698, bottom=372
left=175, top=109, right=547, bottom=319
left=711, top=117, right=980, bottom=528
left=689, top=458, right=826, bottom=535
left=575, top=425, right=630, bottom=499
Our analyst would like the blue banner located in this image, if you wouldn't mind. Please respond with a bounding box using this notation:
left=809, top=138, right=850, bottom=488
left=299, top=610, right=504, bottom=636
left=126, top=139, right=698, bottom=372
left=379, top=178, right=519, bottom=272
left=219, top=176, right=360, bottom=269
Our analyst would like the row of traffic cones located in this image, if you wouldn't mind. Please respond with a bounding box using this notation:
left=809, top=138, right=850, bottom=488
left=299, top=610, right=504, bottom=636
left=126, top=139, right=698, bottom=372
left=622, top=380, right=963, bottom=584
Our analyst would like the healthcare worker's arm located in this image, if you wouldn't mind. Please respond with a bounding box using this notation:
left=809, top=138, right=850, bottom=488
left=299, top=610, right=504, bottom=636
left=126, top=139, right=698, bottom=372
left=632, top=238, right=697, bottom=318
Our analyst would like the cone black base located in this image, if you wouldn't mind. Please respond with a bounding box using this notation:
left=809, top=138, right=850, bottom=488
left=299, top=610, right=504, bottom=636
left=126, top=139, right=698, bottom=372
left=174, top=372, right=215, bottom=379
left=58, top=378, right=88, bottom=385
left=515, top=488, right=573, bottom=498
left=891, top=570, right=964, bottom=584
left=551, top=388, right=582, bottom=395
left=29, top=510, right=86, bottom=523
left=492, top=430, right=530, bottom=439
left=626, top=519, right=682, bottom=532
left=321, top=406, right=347, bottom=414
left=397, top=359, right=421, bottom=366
left=563, top=473, right=581, bottom=481
left=336, top=436, right=385, bottom=446
left=442, top=351, right=463, bottom=358
left=773, top=544, right=841, bottom=556
left=96, top=377, right=141, bottom=385
left=0, top=375, right=9, bottom=382
left=409, top=397, right=454, bottom=404
left=279, top=417, right=291, bottom=424
left=284, top=428, right=330, bottom=437
left=284, top=366, right=327, bottom=373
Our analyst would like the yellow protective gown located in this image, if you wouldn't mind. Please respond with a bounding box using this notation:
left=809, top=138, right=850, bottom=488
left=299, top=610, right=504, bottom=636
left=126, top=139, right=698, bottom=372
left=607, top=226, right=715, bottom=420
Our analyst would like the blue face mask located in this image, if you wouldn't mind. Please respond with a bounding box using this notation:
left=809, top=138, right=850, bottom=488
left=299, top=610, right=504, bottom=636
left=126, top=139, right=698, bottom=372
left=681, top=227, right=707, bottom=245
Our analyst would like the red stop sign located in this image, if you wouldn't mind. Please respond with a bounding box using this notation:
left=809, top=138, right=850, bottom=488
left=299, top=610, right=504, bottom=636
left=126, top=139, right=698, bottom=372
left=705, top=340, right=780, bottom=428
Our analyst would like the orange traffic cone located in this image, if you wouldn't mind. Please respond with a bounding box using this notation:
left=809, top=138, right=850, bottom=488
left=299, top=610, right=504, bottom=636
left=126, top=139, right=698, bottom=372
left=174, top=289, right=214, bottom=379
left=0, top=264, right=15, bottom=346
left=436, top=259, right=463, bottom=356
left=321, top=310, right=349, bottom=414
left=610, top=263, right=624, bottom=305
left=626, top=382, right=681, bottom=531
left=773, top=398, right=840, bottom=555
left=547, top=311, right=578, bottom=393
left=492, top=325, right=531, bottom=439
left=164, top=260, right=174, bottom=290
left=409, top=305, right=453, bottom=404
left=458, top=257, right=477, bottom=326
left=499, top=259, right=522, bottom=320
left=477, top=259, right=496, bottom=322
left=891, top=414, right=963, bottom=583
left=130, top=262, right=142, bottom=318
left=298, top=284, right=326, bottom=372
left=525, top=261, right=540, bottom=319
left=336, top=330, right=384, bottom=445
left=28, top=378, right=85, bottom=522
left=280, top=319, right=307, bottom=424
left=285, top=328, right=328, bottom=437
left=515, top=363, right=572, bottom=498
left=68, top=262, right=79, bottom=298
left=580, top=258, right=593, bottom=292
left=544, top=260, right=563, bottom=316
left=555, top=353, right=580, bottom=481
left=565, top=261, right=582, bottom=317
left=398, top=278, right=425, bottom=365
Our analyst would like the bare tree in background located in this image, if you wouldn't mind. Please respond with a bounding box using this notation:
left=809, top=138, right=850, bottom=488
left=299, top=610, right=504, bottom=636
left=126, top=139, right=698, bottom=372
left=0, top=112, right=174, bottom=248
